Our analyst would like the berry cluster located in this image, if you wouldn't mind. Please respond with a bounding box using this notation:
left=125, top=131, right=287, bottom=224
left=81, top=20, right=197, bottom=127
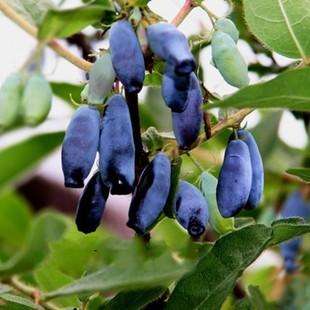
left=217, top=130, right=264, bottom=217
left=61, top=19, right=260, bottom=237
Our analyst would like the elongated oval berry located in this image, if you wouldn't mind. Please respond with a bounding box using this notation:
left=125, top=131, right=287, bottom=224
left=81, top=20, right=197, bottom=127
left=214, top=18, right=239, bottom=43
left=216, top=140, right=252, bottom=217
left=22, top=73, right=52, bottom=125
left=88, top=54, right=115, bottom=105
left=280, top=191, right=310, bottom=273
left=127, top=152, right=171, bottom=235
left=172, top=73, right=203, bottom=149
left=174, top=181, right=209, bottom=237
left=109, top=20, right=145, bottom=93
left=211, top=31, right=249, bottom=88
left=234, top=130, right=264, bottom=209
left=0, top=73, right=23, bottom=131
left=162, top=64, right=191, bottom=112
left=76, top=171, right=109, bottom=234
left=147, top=23, right=196, bottom=75
left=62, top=106, right=100, bottom=188
left=281, top=190, right=310, bottom=220
left=99, top=94, right=135, bottom=191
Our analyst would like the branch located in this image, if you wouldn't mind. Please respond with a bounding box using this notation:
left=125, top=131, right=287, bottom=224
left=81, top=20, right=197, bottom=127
left=7, top=276, right=60, bottom=310
left=171, top=0, right=194, bottom=26
left=180, top=108, right=254, bottom=153
left=0, top=1, right=92, bottom=71
left=125, top=91, right=149, bottom=179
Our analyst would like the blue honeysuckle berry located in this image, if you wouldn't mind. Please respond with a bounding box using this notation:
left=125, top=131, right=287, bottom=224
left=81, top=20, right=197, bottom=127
left=230, top=129, right=264, bottom=209
left=61, top=106, right=101, bottom=188
left=75, top=171, right=109, bottom=234
left=127, top=152, right=171, bottom=235
left=216, top=139, right=252, bottom=217
left=161, top=63, right=191, bottom=112
left=99, top=94, right=135, bottom=193
left=147, top=22, right=196, bottom=75
left=174, top=180, right=209, bottom=237
left=172, top=73, right=203, bottom=149
left=109, top=20, right=145, bottom=93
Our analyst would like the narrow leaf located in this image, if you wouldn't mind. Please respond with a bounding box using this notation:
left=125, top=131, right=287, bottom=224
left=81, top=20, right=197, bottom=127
left=38, top=5, right=114, bottom=40
left=0, top=212, right=68, bottom=276
left=166, top=225, right=273, bottom=309
left=102, top=287, right=167, bottom=310
left=50, top=82, right=83, bottom=105
left=269, top=218, right=310, bottom=246
left=209, top=68, right=310, bottom=111
left=0, top=293, right=44, bottom=309
left=0, top=132, right=64, bottom=189
left=286, top=167, right=310, bottom=182
left=44, top=253, right=189, bottom=299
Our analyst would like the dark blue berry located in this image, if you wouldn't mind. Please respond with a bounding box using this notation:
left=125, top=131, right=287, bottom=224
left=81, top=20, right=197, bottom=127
left=162, top=64, right=191, bottom=112
left=61, top=106, right=100, bottom=188
left=99, top=94, right=135, bottom=192
left=216, top=140, right=252, bottom=217
left=147, top=23, right=196, bottom=75
left=172, top=73, right=203, bottom=149
left=75, top=171, right=109, bottom=234
left=127, top=152, right=171, bottom=235
left=174, top=181, right=209, bottom=237
left=232, top=130, right=264, bottom=209
left=280, top=190, right=310, bottom=273
left=109, top=20, right=145, bottom=93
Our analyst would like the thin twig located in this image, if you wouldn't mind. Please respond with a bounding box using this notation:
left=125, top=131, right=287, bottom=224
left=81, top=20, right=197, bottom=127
left=171, top=0, right=194, bottom=26
left=7, top=276, right=60, bottom=310
left=177, top=108, right=254, bottom=153
left=0, top=1, right=92, bottom=71
left=125, top=91, right=149, bottom=179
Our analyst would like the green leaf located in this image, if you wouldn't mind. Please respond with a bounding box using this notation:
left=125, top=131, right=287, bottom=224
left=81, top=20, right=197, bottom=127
left=102, top=287, right=166, bottom=309
left=4, top=0, right=54, bottom=25
left=0, top=132, right=64, bottom=189
left=166, top=225, right=272, bottom=310
left=199, top=172, right=235, bottom=235
left=152, top=218, right=189, bottom=253
left=35, top=263, right=79, bottom=308
left=166, top=219, right=310, bottom=309
left=286, top=167, right=310, bottom=182
left=243, top=0, right=310, bottom=59
left=269, top=217, right=310, bottom=246
left=0, top=190, right=32, bottom=250
left=144, top=73, right=162, bottom=87
left=44, top=251, right=189, bottom=299
left=0, top=212, right=68, bottom=276
left=34, top=221, right=108, bottom=307
left=209, top=68, right=310, bottom=111
left=38, top=5, right=114, bottom=40
left=50, top=82, right=83, bottom=105
left=0, top=293, right=44, bottom=309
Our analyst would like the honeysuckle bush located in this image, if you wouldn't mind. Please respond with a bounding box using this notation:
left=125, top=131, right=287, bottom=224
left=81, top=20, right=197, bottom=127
left=0, top=0, right=309, bottom=309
